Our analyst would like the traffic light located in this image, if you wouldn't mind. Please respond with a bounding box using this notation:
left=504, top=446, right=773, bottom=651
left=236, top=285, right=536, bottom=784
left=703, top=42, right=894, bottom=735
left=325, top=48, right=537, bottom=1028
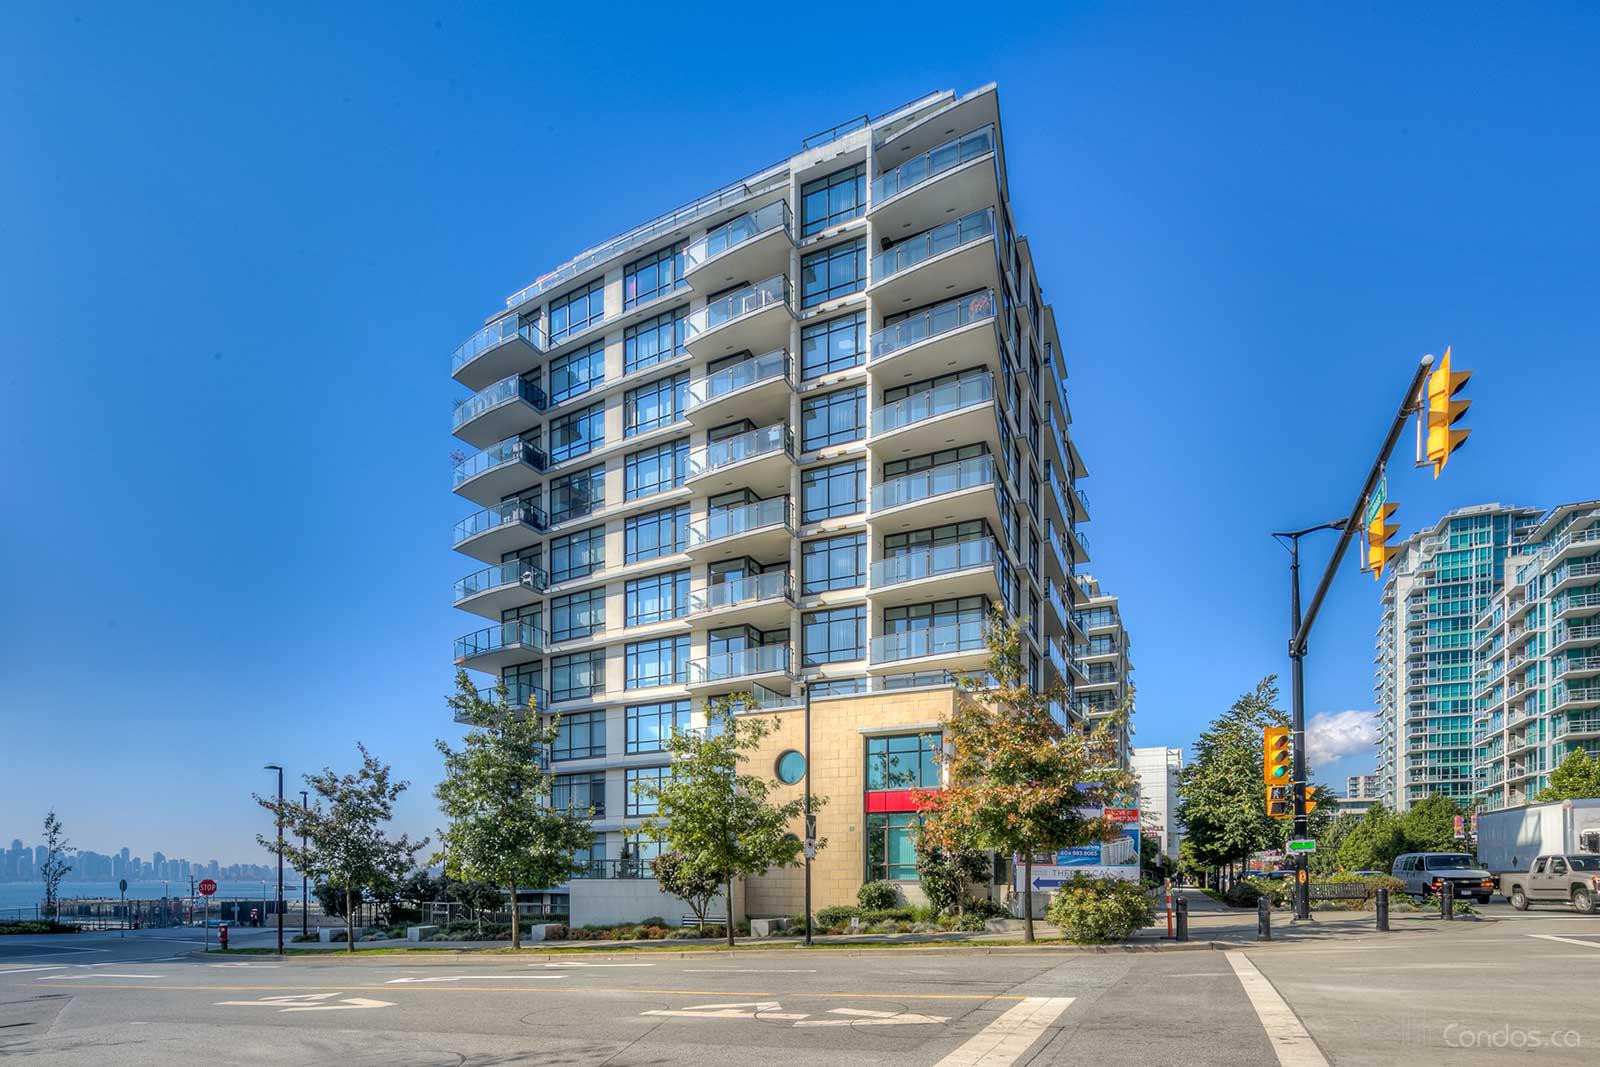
left=1366, top=499, right=1400, bottom=581
left=1421, top=345, right=1471, bottom=477
left=1301, top=784, right=1321, bottom=816
left=1264, top=726, right=1292, bottom=818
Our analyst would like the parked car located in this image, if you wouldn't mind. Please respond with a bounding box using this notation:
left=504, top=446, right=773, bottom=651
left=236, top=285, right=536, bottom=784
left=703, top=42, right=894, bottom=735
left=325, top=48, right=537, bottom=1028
left=1391, top=852, right=1496, bottom=903
left=1499, top=854, right=1600, bottom=913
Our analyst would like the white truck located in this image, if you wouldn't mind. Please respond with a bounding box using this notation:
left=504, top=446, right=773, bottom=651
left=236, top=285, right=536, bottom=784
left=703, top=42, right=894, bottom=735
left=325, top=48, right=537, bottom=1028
left=1475, top=799, right=1600, bottom=904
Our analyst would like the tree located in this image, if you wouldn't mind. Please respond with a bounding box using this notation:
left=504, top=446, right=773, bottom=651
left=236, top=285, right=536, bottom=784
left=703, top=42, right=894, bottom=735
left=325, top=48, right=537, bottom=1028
left=257, top=744, right=427, bottom=952
left=39, top=811, right=73, bottom=920
left=1398, top=794, right=1466, bottom=855
left=917, top=611, right=1136, bottom=943
left=914, top=827, right=990, bottom=914
left=640, top=693, right=825, bottom=947
left=1537, top=749, right=1600, bottom=802
left=1311, top=811, right=1363, bottom=875
left=434, top=672, right=593, bottom=949
left=651, top=850, right=723, bottom=928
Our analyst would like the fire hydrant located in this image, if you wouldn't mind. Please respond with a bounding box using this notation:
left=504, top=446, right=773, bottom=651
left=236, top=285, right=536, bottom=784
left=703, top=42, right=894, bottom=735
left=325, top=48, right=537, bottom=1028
left=219, top=924, right=229, bottom=951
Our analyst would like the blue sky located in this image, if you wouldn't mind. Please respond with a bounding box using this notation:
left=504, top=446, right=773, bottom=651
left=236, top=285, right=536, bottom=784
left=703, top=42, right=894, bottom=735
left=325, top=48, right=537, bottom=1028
left=2, top=3, right=1596, bottom=859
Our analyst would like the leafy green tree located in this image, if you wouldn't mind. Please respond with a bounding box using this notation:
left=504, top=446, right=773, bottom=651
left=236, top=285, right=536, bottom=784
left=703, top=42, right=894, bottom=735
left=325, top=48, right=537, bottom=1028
left=917, top=612, right=1135, bottom=943
left=434, top=672, right=594, bottom=949
left=1334, top=804, right=1408, bottom=871
left=39, top=811, right=73, bottom=920
left=1399, top=794, right=1466, bottom=855
left=1536, top=749, right=1600, bottom=802
left=257, top=745, right=427, bottom=952
left=1311, top=811, right=1362, bottom=874
left=651, top=850, right=723, bottom=929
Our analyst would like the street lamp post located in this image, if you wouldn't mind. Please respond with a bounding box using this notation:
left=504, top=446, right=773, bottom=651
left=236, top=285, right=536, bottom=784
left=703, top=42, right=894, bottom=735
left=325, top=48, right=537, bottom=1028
left=264, top=764, right=284, bottom=955
left=300, top=788, right=309, bottom=940
left=801, top=680, right=814, bottom=948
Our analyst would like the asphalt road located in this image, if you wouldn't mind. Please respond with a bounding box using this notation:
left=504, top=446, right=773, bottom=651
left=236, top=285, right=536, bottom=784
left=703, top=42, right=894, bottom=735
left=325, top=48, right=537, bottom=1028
left=2, top=910, right=1598, bottom=1065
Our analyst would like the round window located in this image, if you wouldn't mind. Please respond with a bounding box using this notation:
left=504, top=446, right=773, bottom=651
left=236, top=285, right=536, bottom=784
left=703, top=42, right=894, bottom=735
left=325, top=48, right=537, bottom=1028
left=776, top=750, right=806, bottom=785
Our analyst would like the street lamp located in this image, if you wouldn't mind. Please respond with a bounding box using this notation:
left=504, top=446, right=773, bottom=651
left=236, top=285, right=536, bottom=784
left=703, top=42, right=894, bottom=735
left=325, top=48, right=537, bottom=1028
left=800, top=679, right=814, bottom=948
left=264, top=764, right=284, bottom=955
left=299, top=789, right=309, bottom=940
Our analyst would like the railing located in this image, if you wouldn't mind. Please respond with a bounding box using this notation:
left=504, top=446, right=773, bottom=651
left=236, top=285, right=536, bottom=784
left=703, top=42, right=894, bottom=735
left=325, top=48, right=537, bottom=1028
left=1046, top=581, right=1069, bottom=626
left=454, top=621, right=546, bottom=661
left=872, top=372, right=993, bottom=435
left=684, top=201, right=791, bottom=271
left=871, top=208, right=995, bottom=282
left=1559, top=593, right=1600, bottom=616
left=871, top=538, right=999, bottom=587
left=453, top=498, right=548, bottom=545
left=872, top=125, right=995, bottom=202
left=688, top=644, right=793, bottom=685
left=1555, top=624, right=1600, bottom=646
left=686, top=424, right=792, bottom=479
left=1556, top=714, right=1600, bottom=738
left=686, top=349, right=791, bottom=410
left=870, top=289, right=996, bottom=362
left=685, top=274, right=790, bottom=339
left=453, top=437, right=548, bottom=487
left=1554, top=687, right=1600, bottom=712
left=1552, top=561, right=1600, bottom=585
left=571, top=858, right=654, bottom=880
left=454, top=560, right=548, bottom=602
left=871, top=620, right=987, bottom=663
left=452, top=376, right=548, bottom=431
left=468, top=682, right=548, bottom=712
left=1047, top=641, right=1068, bottom=678
left=872, top=454, right=995, bottom=512
left=688, top=496, right=791, bottom=547
left=452, top=317, right=545, bottom=373
left=692, top=570, right=792, bottom=614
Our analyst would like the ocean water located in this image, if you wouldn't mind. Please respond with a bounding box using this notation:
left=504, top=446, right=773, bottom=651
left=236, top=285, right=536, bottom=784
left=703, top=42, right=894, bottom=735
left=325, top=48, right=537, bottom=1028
left=0, top=880, right=308, bottom=914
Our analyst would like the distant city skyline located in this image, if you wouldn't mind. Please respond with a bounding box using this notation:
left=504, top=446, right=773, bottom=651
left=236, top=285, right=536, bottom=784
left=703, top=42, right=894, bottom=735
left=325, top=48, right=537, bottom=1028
left=2, top=836, right=283, bottom=885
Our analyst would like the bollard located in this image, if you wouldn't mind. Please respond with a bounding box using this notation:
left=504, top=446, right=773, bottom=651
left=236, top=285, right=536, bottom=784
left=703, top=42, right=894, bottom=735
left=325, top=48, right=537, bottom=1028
left=1376, top=887, right=1390, bottom=931
left=1441, top=881, right=1455, bottom=921
left=1175, top=895, right=1189, bottom=942
left=1257, top=896, right=1272, bottom=941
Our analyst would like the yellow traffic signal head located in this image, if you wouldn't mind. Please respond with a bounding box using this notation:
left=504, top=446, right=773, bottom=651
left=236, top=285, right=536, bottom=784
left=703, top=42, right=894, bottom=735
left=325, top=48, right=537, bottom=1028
left=1267, top=786, right=1292, bottom=819
left=1302, top=785, right=1321, bottom=815
left=1366, top=501, right=1400, bottom=580
left=1263, top=725, right=1291, bottom=784
left=1423, top=346, right=1471, bottom=478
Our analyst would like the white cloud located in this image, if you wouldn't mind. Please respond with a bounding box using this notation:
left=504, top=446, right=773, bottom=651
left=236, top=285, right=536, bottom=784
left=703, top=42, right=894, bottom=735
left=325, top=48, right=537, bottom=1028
left=1305, top=710, right=1380, bottom=770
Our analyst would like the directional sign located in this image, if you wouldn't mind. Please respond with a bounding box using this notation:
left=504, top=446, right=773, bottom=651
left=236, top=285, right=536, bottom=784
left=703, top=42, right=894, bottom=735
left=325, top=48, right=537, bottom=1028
left=641, top=1001, right=947, bottom=1027
left=198, top=879, right=218, bottom=896
left=1287, top=839, right=1317, bottom=854
left=1365, top=476, right=1388, bottom=527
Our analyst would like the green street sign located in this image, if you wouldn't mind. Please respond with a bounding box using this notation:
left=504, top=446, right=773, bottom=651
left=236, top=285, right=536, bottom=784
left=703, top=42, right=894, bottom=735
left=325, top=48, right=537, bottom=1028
left=1287, top=839, right=1317, bottom=853
left=1365, top=476, right=1388, bottom=527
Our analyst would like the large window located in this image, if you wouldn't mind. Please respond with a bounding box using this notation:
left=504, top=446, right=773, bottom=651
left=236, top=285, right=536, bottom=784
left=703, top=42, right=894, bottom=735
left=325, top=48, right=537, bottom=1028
left=625, top=569, right=689, bottom=626
left=549, top=464, right=606, bottom=525
left=803, top=605, right=865, bottom=666
left=550, top=524, right=604, bottom=584
left=625, top=437, right=689, bottom=500
left=626, top=700, right=691, bottom=754
left=865, top=812, right=920, bottom=881
left=550, top=649, right=605, bottom=703
left=625, top=505, right=688, bottom=563
left=548, top=279, right=604, bottom=343
left=551, top=710, right=607, bottom=761
left=800, top=312, right=866, bottom=380
left=802, top=386, right=865, bottom=450
left=549, top=341, right=605, bottom=406
left=801, top=460, right=864, bottom=522
left=866, top=732, right=942, bottom=790
left=549, top=402, right=605, bottom=464
left=800, top=164, right=865, bottom=237
left=800, top=238, right=867, bottom=308
left=624, top=635, right=690, bottom=689
left=624, top=244, right=686, bottom=309
left=550, top=587, right=605, bottom=643
left=624, top=306, right=687, bottom=375
left=624, top=373, right=688, bottom=437
left=625, top=765, right=672, bottom=817
left=550, top=771, right=606, bottom=817
left=802, top=533, right=865, bottom=594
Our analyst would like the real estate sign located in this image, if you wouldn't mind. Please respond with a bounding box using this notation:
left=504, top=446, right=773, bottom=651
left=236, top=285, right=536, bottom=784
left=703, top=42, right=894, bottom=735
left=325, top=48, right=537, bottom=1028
left=1015, top=806, right=1142, bottom=890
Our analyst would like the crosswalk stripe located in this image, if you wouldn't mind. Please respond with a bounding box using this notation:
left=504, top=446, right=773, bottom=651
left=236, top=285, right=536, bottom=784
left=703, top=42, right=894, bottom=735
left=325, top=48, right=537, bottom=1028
left=933, top=996, right=1075, bottom=1066
left=1227, top=953, right=1329, bottom=1067
left=1529, top=933, right=1600, bottom=949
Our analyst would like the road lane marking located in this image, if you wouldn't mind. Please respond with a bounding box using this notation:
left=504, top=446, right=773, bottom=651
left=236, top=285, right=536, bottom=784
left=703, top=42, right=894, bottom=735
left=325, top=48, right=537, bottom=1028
left=643, top=1000, right=807, bottom=1021
left=932, top=996, right=1075, bottom=1066
left=537, top=962, right=653, bottom=968
left=387, top=975, right=568, bottom=983
left=682, top=968, right=817, bottom=973
left=215, top=993, right=393, bottom=1012
left=39, top=973, right=164, bottom=980
left=37, top=980, right=1028, bottom=1000
left=795, top=1007, right=949, bottom=1027
left=1227, top=954, right=1329, bottom=1067
left=1528, top=933, right=1600, bottom=949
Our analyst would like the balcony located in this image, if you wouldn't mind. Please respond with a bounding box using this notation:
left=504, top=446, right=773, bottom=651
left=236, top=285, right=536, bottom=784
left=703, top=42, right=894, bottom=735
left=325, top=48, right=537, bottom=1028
left=453, top=498, right=548, bottom=563
left=868, top=208, right=999, bottom=314
left=453, top=559, right=547, bottom=620
left=454, top=621, right=546, bottom=673
left=451, top=317, right=545, bottom=392
left=868, top=289, right=1000, bottom=383
left=684, top=348, right=794, bottom=429
left=1553, top=623, right=1600, bottom=654
left=868, top=620, right=988, bottom=675
left=455, top=682, right=549, bottom=722
left=869, top=125, right=999, bottom=239
left=1557, top=592, right=1600, bottom=620
left=452, top=375, right=547, bottom=450
left=683, top=200, right=793, bottom=290
left=1553, top=686, right=1600, bottom=714
left=1559, top=655, right=1600, bottom=681
left=686, top=496, right=793, bottom=561
left=1544, top=526, right=1600, bottom=567
left=1556, top=714, right=1600, bottom=740
left=869, top=372, right=999, bottom=460
left=452, top=437, right=548, bottom=507
left=1043, top=580, right=1070, bottom=638
left=869, top=454, right=1005, bottom=536
left=688, top=571, right=794, bottom=629
left=684, top=274, right=794, bottom=358
left=685, top=423, right=794, bottom=495
left=1552, top=560, right=1600, bottom=595
left=687, top=644, right=795, bottom=696
left=869, top=538, right=1006, bottom=607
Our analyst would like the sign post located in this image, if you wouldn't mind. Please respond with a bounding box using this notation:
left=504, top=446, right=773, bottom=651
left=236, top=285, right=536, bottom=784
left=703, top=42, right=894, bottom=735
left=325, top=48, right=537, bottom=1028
left=199, top=879, right=217, bottom=952
left=118, top=878, right=127, bottom=938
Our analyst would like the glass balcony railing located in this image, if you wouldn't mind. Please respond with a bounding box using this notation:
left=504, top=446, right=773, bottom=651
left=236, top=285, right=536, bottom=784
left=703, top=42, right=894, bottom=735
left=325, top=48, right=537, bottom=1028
left=684, top=200, right=791, bottom=271
left=451, top=317, right=545, bottom=373
left=687, top=423, right=792, bottom=479
left=473, top=682, right=548, bottom=711
left=872, top=372, right=993, bottom=435
left=452, top=376, right=548, bottom=431
left=1047, top=641, right=1068, bottom=678
left=687, top=349, right=791, bottom=410
left=689, top=644, right=792, bottom=685
left=454, top=560, right=548, bottom=602
left=452, top=498, right=549, bottom=545
left=870, top=208, right=995, bottom=282
left=1046, top=581, right=1069, bottom=625
left=870, top=289, right=996, bottom=362
left=453, top=438, right=548, bottom=487
left=693, top=570, right=792, bottom=614
left=454, top=621, right=546, bottom=661
left=685, top=275, right=790, bottom=338
left=871, top=620, right=987, bottom=664
left=688, top=496, right=791, bottom=547
left=871, top=538, right=999, bottom=588
left=872, top=125, right=995, bottom=203
left=872, top=454, right=995, bottom=512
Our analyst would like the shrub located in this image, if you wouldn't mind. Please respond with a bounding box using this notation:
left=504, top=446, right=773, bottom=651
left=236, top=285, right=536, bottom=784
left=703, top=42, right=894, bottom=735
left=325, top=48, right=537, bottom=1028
left=543, top=924, right=568, bottom=941
left=816, top=904, right=860, bottom=928
left=0, top=921, right=78, bottom=935
left=857, top=880, right=900, bottom=910
left=965, top=898, right=1010, bottom=920
left=638, top=916, right=667, bottom=928
left=1223, top=880, right=1265, bottom=908
left=859, top=907, right=915, bottom=924
left=1045, top=875, right=1156, bottom=944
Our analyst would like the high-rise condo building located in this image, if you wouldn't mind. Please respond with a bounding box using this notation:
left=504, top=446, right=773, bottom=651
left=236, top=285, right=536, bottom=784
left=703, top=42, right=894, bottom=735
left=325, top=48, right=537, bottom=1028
left=1131, top=746, right=1183, bottom=860
left=1072, top=575, right=1134, bottom=767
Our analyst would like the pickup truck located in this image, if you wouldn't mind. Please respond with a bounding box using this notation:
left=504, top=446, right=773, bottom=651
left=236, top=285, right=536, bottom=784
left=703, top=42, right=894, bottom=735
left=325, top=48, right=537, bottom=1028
left=1499, top=854, right=1600, bottom=913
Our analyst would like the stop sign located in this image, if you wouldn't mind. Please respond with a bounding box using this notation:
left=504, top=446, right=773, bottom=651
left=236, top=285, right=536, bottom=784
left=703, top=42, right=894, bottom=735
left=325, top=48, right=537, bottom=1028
left=198, top=879, right=217, bottom=896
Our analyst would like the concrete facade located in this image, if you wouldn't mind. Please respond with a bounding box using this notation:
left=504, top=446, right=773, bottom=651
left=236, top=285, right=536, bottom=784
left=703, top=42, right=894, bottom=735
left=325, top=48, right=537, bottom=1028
left=1131, top=746, right=1183, bottom=859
